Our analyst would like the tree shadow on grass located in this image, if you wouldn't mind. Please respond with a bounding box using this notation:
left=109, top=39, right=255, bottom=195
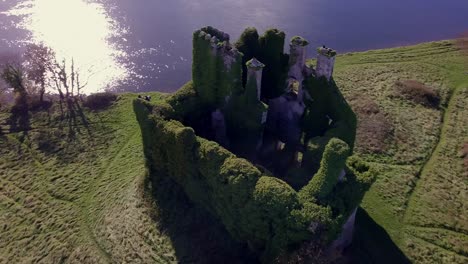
left=346, top=208, right=410, bottom=264
left=7, top=99, right=31, bottom=140
left=147, top=169, right=259, bottom=264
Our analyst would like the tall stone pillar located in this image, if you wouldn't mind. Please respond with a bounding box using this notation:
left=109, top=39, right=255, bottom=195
left=316, top=46, right=337, bottom=81
left=246, top=58, right=265, bottom=101
left=328, top=207, right=358, bottom=257
left=288, top=36, right=309, bottom=101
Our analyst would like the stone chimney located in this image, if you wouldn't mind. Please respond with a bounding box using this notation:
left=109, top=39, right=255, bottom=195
left=316, top=46, right=337, bottom=81
left=288, top=36, right=309, bottom=101
left=246, top=58, right=265, bottom=101
left=288, top=36, right=309, bottom=81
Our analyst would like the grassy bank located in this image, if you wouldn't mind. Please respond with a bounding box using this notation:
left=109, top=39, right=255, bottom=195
left=334, top=40, right=468, bottom=263
left=0, top=93, right=179, bottom=263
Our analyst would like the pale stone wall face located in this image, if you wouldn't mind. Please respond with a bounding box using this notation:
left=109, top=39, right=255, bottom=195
left=328, top=207, right=358, bottom=254
left=288, top=44, right=307, bottom=81
left=246, top=69, right=263, bottom=101
left=316, top=54, right=336, bottom=81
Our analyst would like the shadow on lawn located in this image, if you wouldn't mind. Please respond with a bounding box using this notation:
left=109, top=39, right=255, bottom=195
left=147, top=169, right=259, bottom=264
left=347, top=208, right=411, bottom=264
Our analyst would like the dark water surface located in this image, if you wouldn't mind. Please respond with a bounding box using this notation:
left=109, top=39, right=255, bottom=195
left=1, top=0, right=467, bottom=93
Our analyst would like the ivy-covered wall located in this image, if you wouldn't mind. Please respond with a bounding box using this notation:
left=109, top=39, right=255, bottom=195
left=235, top=28, right=289, bottom=100
left=299, top=76, right=358, bottom=174
left=134, top=97, right=374, bottom=262
left=192, top=28, right=243, bottom=108
left=135, top=26, right=373, bottom=262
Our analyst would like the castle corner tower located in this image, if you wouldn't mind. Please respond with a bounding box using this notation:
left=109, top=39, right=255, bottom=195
left=246, top=57, right=265, bottom=101
left=316, top=46, right=336, bottom=81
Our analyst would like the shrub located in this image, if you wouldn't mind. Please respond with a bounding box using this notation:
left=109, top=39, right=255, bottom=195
left=395, top=80, right=440, bottom=108
left=83, top=92, right=117, bottom=110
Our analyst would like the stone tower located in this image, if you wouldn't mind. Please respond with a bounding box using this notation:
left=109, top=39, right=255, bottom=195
left=192, top=27, right=243, bottom=107
left=287, top=36, right=309, bottom=101
left=246, top=58, right=265, bottom=101
left=316, top=46, right=336, bottom=81
left=288, top=36, right=309, bottom=81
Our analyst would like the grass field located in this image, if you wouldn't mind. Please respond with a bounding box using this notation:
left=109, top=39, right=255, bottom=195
left=333, top=40, right=468, bottom=263
left=0, top=40, right=466, bottom=263
left=0, top=93, right=180, bottom=263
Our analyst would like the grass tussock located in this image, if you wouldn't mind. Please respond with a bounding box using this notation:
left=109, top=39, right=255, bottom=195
left=394, top=80, right=440, bottom=108
left=351, top=96, right=394, bottom=154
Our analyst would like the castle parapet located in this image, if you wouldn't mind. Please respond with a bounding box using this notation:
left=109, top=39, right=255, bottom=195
left=316, top=46, right=337, bottom=81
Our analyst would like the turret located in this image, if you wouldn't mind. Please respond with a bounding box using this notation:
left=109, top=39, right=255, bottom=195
left=316, top=46, right=337, bottom=81
left=287, top=36, right=309, bottom=101
left=192, top=27, right=243, bottom=107
left=288, top=36, right=309, bottom=81
left=246, top=58, right=265, bottom=101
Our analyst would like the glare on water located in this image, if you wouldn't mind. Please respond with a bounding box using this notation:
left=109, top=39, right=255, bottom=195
left=6, top=0, right=128, bottom=94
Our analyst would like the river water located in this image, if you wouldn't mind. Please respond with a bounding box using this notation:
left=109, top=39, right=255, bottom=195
left=1, top=0, right=467, bottom=93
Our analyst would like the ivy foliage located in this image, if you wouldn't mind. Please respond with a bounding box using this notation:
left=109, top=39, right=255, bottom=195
left=133, top=26, right=373, bottom=262
left=235, top=28, right=289, bottom=100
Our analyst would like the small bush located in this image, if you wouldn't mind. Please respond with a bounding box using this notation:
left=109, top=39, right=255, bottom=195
left=395, top=80, right=440, bottom=108
left=83, top=92, right=117, bottom=110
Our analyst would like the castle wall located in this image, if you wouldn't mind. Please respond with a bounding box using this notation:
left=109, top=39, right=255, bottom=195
left=258, top=29, right=287, bottom=99
left=192, top=28, right=243, bottom=108
left=158, top=27, right=370, bottom=261
left=211, top=109, right=229, bottom=148
left=266, top=93, right=304, bottom=147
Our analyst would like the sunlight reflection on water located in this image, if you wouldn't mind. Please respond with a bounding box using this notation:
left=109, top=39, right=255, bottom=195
left=6, top=0, right=128, bottom=94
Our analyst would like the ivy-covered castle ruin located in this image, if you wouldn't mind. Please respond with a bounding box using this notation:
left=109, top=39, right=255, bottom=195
left=134, top=26, right=375, bottom=262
